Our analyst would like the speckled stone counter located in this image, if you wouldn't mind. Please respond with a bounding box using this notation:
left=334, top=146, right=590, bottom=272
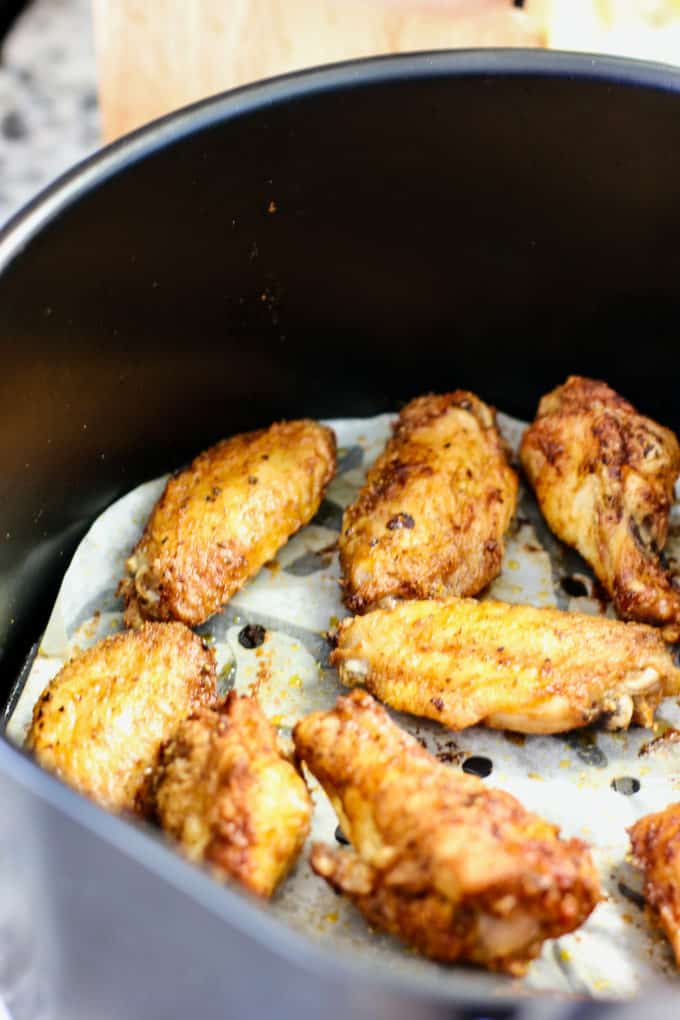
left=0, top=0, right=99, bottom=228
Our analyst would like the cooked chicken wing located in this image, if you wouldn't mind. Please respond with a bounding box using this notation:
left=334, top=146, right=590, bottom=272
left=520, top=376, right=680, bottom=641
left=339, top=392, right=517, bottom=613
left=629, top=804, right=680, bottom=966
left=147, top=692, right=311, bottom=898
left=119, top=419, right=336, bottom=627
left=27, top=622, right=216, bottom=812
left=331, top=597, right=680, bottom=734
left=294, top=690, right=600, bottom=974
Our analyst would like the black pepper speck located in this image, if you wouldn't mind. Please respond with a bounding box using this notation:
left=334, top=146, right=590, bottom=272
left=386, top=513, right=415, bottom=531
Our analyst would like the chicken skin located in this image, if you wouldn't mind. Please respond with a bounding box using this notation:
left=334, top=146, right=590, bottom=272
left=331, top=597, right=680, bottom=734
left=294, top=691, right=600, bottom=975
left=629, top=804, right=680, bottom=966
left=520, top=376, right=680, bottom=641
left=27, top=622, right=216, bottom=812
left=119, top=419, right=336, bottom=627
left=339, top=392, right=517, bottom=614
left=147, top=693, right=312, bottom=898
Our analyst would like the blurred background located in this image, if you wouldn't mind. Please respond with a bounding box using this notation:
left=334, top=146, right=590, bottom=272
left=1, top=0, right=680, bottom=227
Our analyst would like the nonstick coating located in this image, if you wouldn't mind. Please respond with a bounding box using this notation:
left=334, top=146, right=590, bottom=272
left=1, top=50, right=680, bottom=1020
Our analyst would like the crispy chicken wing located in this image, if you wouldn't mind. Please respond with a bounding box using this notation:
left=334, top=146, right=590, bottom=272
left=339, top=392, right=517, bottom=614
left=119, top=419, right=336, bottom=627
left=148, top=692, right=311, bottom=898
left=26, top=622, right=216, bottom=812
left=629, top=804, right=680, bottom=966
left=294, top=690, right=600, bottom=974
left=520, top=376, right=680, bottom=641
left=331, top=597, right=680, bottom=734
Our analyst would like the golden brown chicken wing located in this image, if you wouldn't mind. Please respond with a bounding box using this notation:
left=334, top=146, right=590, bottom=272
left=629, top=804, right=680, bottom=966
left=294, top=690, right=600, bottom=974
left=147, top=692, right=311, bottom=898
left=520, top=376, right=680, bottom=641
left=331, top=597, right=680, bottom=734
left=27, top=622, right=216, bottom=812
left=119, top=419, right=336, bottom=627
left=338, top=392, right=517, bottom=614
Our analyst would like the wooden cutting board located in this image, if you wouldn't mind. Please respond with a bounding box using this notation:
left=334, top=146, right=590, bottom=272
left=92, top=0, right=545, bottom=141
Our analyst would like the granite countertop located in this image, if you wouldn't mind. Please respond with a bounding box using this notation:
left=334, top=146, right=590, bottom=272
left=0, top=0, right=99, bottom=228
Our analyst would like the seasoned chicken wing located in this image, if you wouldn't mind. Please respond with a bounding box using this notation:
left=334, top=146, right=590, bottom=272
left=339, top=392, right=517, bottom=613
left=520, top=376, right=680, bottom=641
left=294, top=691, right=600, bottom=974
left=148, top=692, right=311, bottom=898
left=119, top=419, right=336, bottom=627
left=27, top=622, right=216, bottom=812
left=331, top=597, right=680, bottom=733
left=629, top=804, right=680, bottom=966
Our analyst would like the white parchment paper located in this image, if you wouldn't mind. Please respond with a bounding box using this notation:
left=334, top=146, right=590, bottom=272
left=7, top=411, right=680, bottom=999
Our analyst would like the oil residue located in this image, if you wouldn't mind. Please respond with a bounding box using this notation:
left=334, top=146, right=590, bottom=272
left=558, top=726, right=608, bottom=769
left=504, top=731, right=526, bottom=747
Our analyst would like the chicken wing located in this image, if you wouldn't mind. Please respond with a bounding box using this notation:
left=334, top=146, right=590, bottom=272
left=294, top=690, right=600, bottom=974
left=520, top=376, right=680, bottom=641
left=119, top=419, right=336, bottom=627
left=147, top=692, right=311, bottom=898
left=27, top=622, right=216, bottom=812
left=629, top=804, right=680, bottom=966
left=339, top=392, right=517, bottom=613
left=331, top=597, right=680, bottom=734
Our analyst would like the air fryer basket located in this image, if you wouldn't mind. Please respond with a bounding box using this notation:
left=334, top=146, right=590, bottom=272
left=1, top=50, right=680, bottom=1020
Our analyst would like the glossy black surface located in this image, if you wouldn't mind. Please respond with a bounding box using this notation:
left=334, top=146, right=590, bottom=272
left=1, top=50, right=680, bottom=1018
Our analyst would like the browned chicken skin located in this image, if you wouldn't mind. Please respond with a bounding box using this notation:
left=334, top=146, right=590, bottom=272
left=331, top=597, right=680, bottom=734
left=521, top=376, right=680, bottom=641
left=148, top=692, right=312, bottom=898
left=119, top=419, right=336, bottom=627
left=294, top=690, right=601, bottom=974
left=629, top=804, right=680, bottom=966
left=339, top=392, right=518, bottom=614
left=27, top=622, right=216, bottom=812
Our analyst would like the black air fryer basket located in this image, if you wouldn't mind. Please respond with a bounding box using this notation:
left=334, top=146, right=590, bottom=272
left=1, top=50, right=679, bottom=1020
